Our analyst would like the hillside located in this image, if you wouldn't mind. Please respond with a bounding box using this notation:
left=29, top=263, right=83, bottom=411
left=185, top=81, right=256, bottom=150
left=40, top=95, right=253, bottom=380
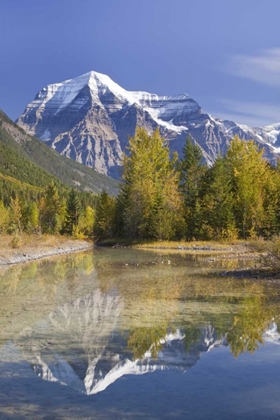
left=0, top=109, right=119, bottom=195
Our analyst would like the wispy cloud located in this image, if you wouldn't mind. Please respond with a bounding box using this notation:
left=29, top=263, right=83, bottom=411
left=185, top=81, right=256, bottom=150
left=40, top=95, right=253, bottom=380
left=228, top=48, right=280, bottom=87
left=212, top=99, right=280, bottom=127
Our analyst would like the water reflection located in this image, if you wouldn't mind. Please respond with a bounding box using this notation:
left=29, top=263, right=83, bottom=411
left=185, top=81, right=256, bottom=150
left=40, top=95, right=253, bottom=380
left=13, top=297, right=227, bottom=396
left=0, top=248, right=280, bottom=398
left=16, top=290, right=122, bottom=395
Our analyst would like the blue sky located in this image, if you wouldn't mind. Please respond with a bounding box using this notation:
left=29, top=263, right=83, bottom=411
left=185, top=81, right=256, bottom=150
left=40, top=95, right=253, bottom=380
left=1, top=0, right=280, bottom=126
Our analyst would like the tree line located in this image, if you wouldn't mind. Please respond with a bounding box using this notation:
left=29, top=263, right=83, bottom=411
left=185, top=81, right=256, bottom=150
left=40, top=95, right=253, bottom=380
left=0, top=181, right=96, bottom=238
left=102, top=127, right=280, bottom=241
left=2, top=127, right=280, bottom=241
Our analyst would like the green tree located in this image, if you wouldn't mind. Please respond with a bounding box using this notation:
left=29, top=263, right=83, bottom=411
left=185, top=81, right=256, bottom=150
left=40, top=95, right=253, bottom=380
left=199, top=157, right=236, bottom=239
left=259, top=162, right=280, bottom=237
left=179, top=136, right=207, bottom=240
left=259, top=164, right=280, bottom=237
left=63, top=189, right=81, bottom=235
left=94, top=191, right=116, bottom=238
left=40, top=181, right=62, bottom=234
left=22, top=201, right=39, bottom=233
left=0, top=200, right=10, bottom=233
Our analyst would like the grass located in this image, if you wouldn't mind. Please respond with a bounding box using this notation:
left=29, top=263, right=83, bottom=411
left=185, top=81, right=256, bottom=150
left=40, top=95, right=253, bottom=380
left=97, top=238, right=244, bottom=247
left=0, top=233, right=92, bottom=264
left=248, top=237, right=280, bottom=272
left=133, top=239, right=240, bottom=249
left=95, top=238, right=259, bottom=258
left=132, top=239, right=251, bottom=254
left=0, top=173, right=44, bottom=192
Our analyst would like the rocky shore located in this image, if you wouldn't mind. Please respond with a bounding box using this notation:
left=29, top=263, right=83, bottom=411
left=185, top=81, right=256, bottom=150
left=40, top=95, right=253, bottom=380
left=0, top=238, right=92, bottom=266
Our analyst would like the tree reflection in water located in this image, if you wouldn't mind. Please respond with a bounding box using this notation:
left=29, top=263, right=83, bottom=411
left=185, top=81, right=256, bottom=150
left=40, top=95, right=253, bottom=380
left=1, top=248, right=280, bottom=395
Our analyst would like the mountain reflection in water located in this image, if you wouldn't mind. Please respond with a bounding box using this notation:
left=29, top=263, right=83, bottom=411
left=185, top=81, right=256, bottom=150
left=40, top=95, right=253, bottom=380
left=0, top=248, right=280, bottom=399
left=13, top=290, right=228, bottom=395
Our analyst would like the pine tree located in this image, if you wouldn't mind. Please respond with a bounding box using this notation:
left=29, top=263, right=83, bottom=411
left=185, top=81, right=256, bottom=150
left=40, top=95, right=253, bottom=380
left=63, top=189, right=81, bottom=235
left=94, top=191, right=116, bottom=238
left=0, top=200, right=10, bottom=233
left=22, top=201, right=39, bottom=233
left=41, top=181, right=62, bottom=233
left=259, top=164, right=280, bottom=237
left=199, top=157, right=236, bottom=239
left=179, top=136, right=207, bottom=240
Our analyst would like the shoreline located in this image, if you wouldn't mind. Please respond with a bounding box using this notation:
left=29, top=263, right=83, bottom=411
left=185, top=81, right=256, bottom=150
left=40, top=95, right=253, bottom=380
left=0, top=237, right=277, bottom=281
left=0, top=237, right=93, bottom=266
left=0, top=236, right=263, bottom=267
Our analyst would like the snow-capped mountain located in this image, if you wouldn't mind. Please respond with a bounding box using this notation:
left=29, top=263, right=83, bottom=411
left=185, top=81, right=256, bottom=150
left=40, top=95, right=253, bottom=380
left=17, top=71, right=280, bottom=178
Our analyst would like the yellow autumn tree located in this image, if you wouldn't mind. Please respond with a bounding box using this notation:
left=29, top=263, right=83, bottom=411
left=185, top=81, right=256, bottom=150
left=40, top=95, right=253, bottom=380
left=118, top=127, right=184, bottom=240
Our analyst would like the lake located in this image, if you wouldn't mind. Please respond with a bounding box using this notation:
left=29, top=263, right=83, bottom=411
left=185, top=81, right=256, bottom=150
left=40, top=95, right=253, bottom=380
left=0, top=247, right=279, bottom=419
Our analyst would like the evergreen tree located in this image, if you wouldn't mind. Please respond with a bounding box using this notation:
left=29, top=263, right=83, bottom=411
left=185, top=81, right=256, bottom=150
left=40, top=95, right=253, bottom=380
left=0, top=200, right=10, bottom=233
left=94, top=191, right=116, bottom=238
left=269, top=160, right=280, bottom=236
left=22, top=201, right=39, bottom=233
left=40, top=181, right=62, bottom=234
left=63, top=189, right=81, bottom=235
left=179, top=136, right=207, bottom=239
left=199, top=157, right=236, bottom=239
left=259, top=164, right=280, bottom=238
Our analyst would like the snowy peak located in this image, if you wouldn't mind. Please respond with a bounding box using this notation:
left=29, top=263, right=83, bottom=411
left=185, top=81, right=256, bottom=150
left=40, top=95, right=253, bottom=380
left=46, top=70, right=197, bottom=107
left=17, top=70, right=280, bottom=178
left=23, top=70, right=201, bottom=122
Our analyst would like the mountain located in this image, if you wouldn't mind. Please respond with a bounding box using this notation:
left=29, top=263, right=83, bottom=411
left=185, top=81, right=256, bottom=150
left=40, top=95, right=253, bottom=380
left=17, top=71, right=280, bottom=178
left=0, top=109, right=119, bottom=195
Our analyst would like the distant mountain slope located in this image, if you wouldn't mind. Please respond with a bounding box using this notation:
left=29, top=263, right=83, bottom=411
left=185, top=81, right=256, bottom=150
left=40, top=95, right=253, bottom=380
left=17, top=71, right=280, bottom=178
left=0, top=110, right=119, bottom=195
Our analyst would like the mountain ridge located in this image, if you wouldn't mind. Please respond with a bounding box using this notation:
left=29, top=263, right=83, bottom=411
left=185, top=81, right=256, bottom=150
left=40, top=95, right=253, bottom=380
left=17, top=71, right=280, bottom=178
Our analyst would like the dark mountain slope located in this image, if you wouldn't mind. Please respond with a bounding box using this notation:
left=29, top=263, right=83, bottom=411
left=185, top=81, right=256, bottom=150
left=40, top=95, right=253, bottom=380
left=0, top=109, right=119, bottom=195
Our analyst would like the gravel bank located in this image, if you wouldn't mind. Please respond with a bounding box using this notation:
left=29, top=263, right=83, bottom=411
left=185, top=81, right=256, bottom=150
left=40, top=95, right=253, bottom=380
left=0, top=240, right=93, bottom=266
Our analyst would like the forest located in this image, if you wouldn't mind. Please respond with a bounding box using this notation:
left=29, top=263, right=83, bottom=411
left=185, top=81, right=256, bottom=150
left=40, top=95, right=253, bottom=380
left=1, top=127, right=280, bottom=242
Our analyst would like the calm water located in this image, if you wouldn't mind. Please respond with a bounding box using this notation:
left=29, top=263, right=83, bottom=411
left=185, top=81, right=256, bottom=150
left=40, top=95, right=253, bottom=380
left=0, top=247, right=280, bottom=419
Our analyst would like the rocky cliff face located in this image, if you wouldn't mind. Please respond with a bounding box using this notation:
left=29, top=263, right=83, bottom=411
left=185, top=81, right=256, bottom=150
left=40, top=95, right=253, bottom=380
left=17, top=71, right=280, bottom=178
